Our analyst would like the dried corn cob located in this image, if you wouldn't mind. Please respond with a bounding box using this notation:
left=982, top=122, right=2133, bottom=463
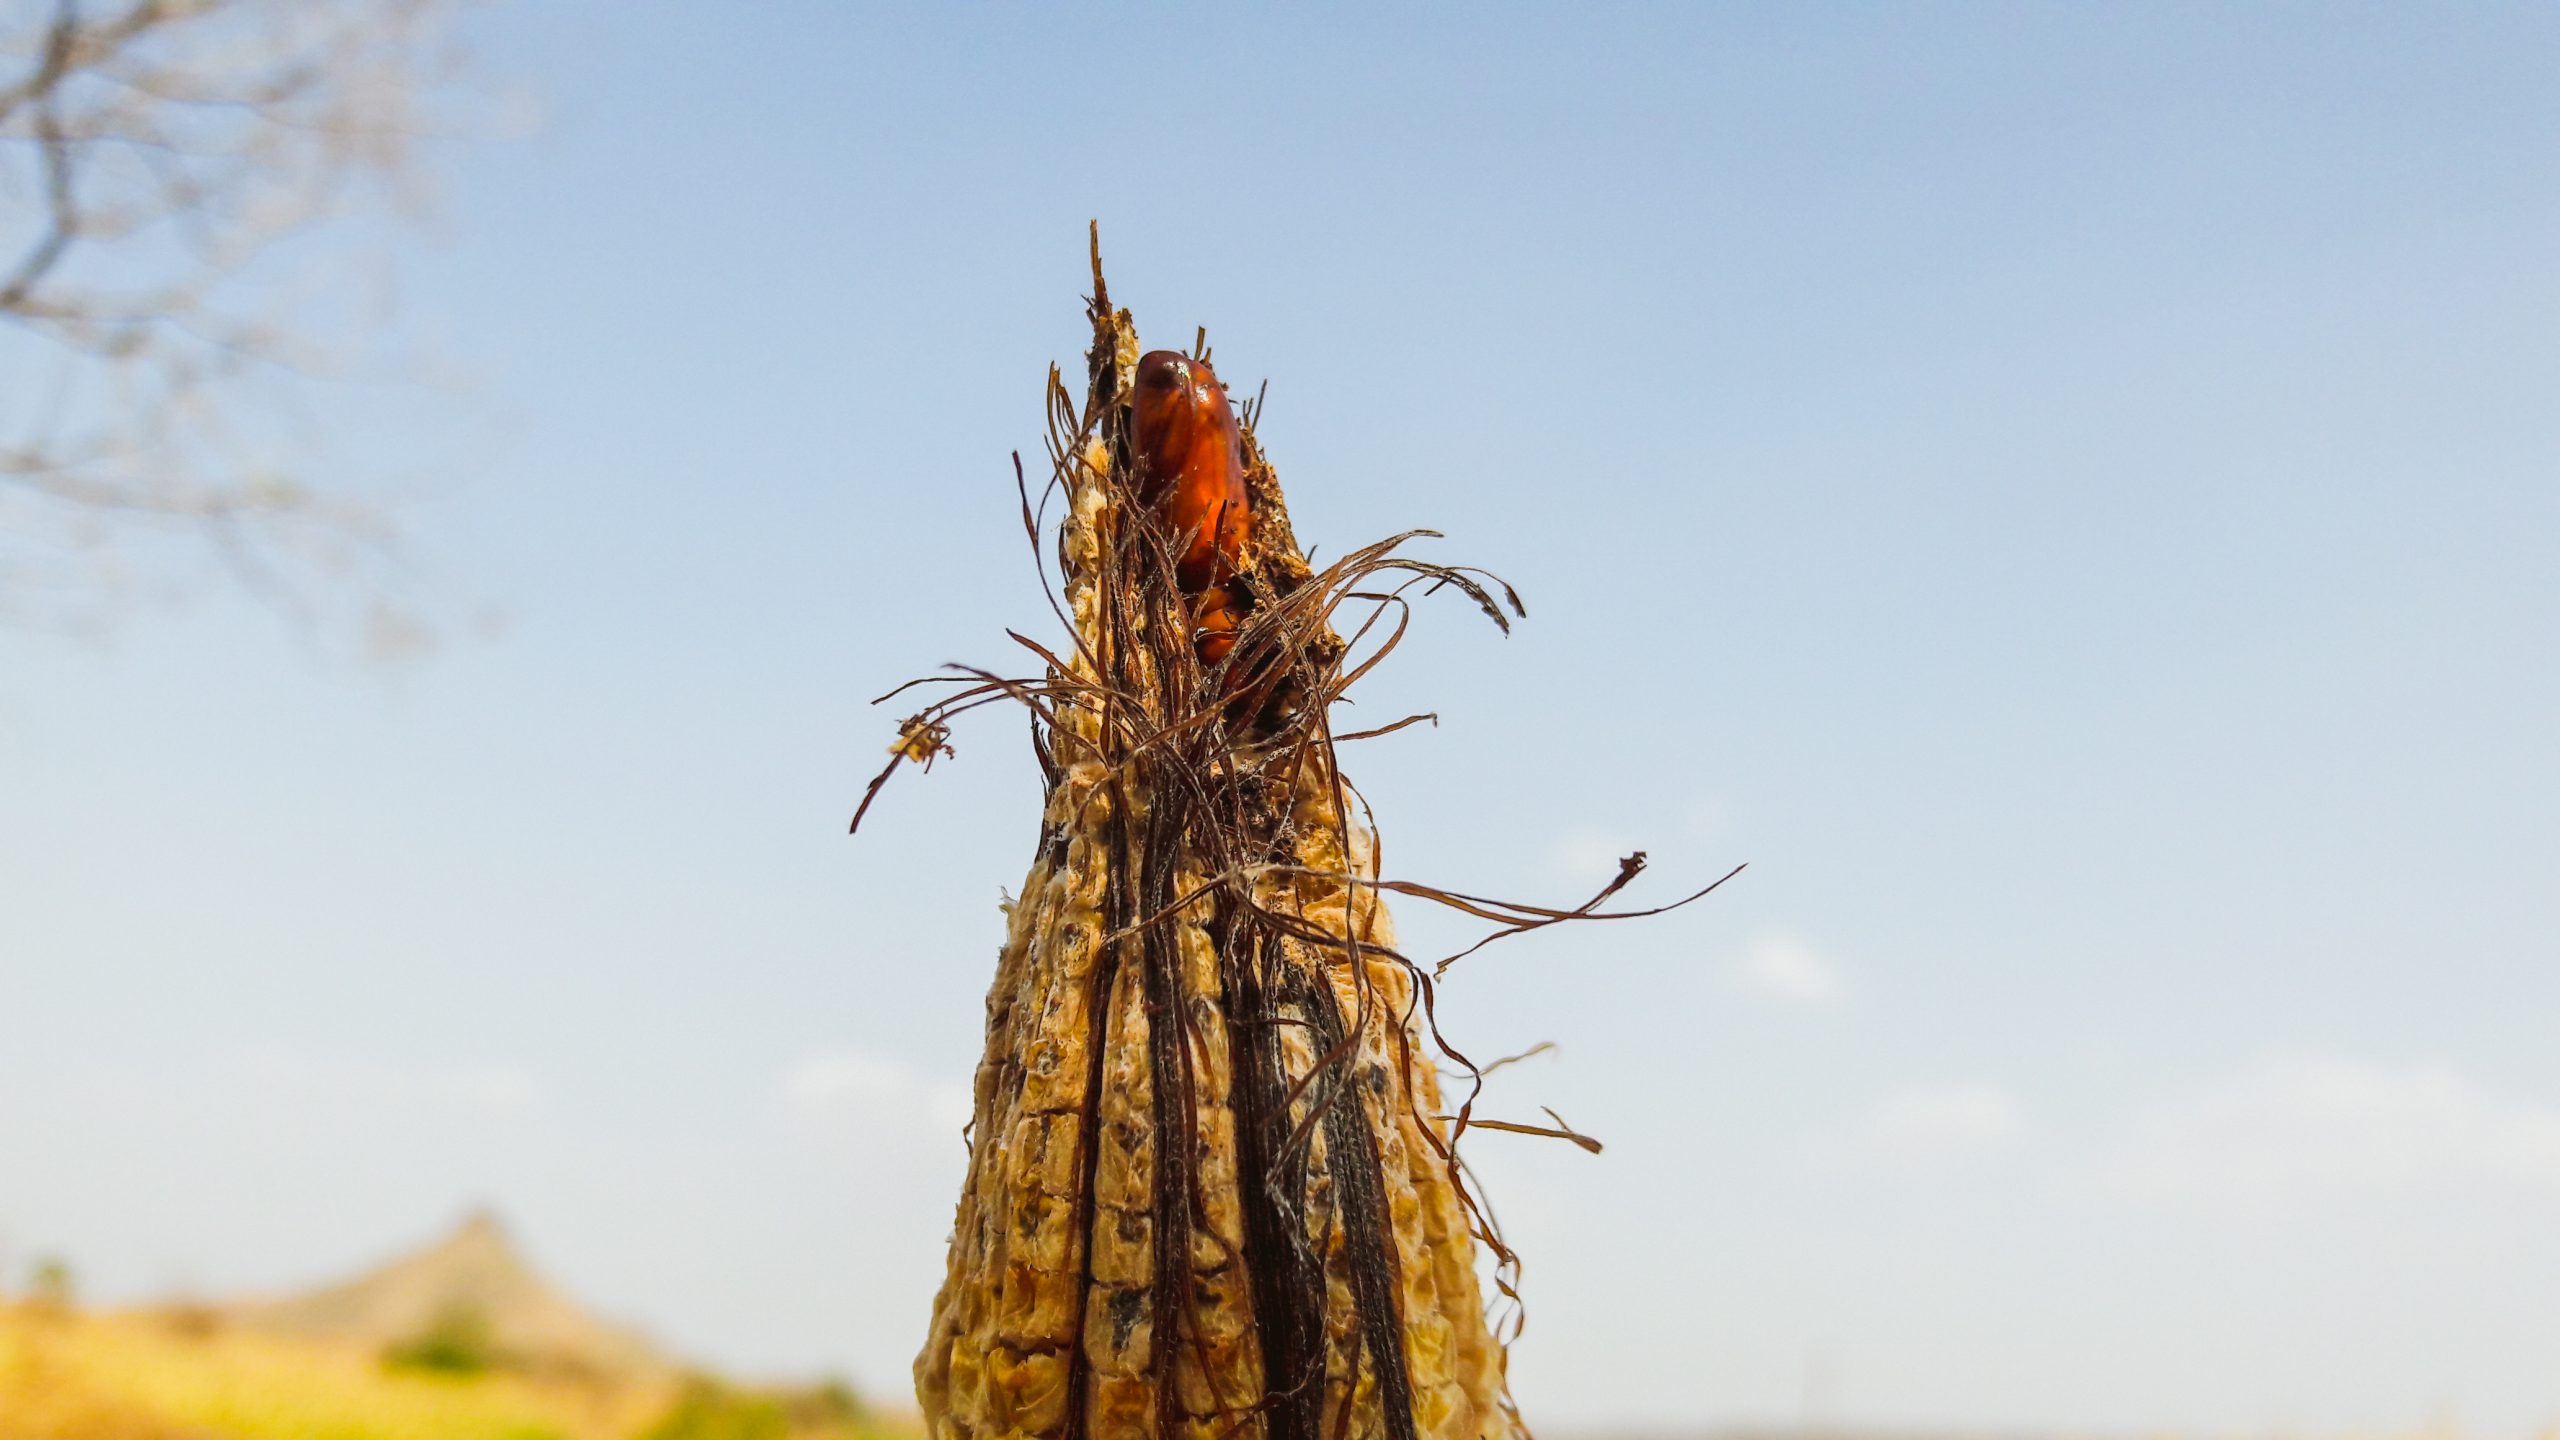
left=889, top=239, right=1548, bottom=1440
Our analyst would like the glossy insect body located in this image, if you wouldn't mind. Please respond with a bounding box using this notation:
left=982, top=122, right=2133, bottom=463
left=1130, top=349, right=1251, bottom=663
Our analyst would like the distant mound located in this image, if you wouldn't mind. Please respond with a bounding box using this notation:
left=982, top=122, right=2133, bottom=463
left=222, top=1210, right=674, bottom=1382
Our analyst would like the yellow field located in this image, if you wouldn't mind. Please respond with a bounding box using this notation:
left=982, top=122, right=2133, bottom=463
left=0, top=1306, right=903, bottom=1440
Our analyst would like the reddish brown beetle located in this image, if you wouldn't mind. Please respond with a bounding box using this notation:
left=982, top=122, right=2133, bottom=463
left=1129, top=348, right=1252, bottom=664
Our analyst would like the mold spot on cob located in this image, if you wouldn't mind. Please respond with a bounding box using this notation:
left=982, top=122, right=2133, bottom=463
left=854, top=228, right=1739, bottom=1440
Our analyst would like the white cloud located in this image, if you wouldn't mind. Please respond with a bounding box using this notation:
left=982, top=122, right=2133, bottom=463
left=2099, top=1053, right=2560, bottom=1209
left=1867, top=1084, right=2027, bottom=1152
left=1810, top=1083, right=2026, bottom=1172
left=1548, top=827, right=1641, bottom=885
left=225, top=1047, right=550, bottom=1117
left=777, top=1050, right=973, bottom=1136
left=1679, top=799, right=1728, bottom=840
left=1727, top=929, right=1850, bottom=1005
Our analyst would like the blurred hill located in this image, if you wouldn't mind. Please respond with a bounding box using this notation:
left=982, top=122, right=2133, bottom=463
left=0, top=1213, right=909, bottom=1440
left=0, top=1302, right=669, bottom=1440
left=218, top=1210, right=674, bottom=1383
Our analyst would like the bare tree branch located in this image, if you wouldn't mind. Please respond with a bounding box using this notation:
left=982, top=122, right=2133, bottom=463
left=0, top=0, right=472, bottom=644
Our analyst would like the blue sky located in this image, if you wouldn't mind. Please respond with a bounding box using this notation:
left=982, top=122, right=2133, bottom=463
left=4, top=3, right=2557, bottom=1432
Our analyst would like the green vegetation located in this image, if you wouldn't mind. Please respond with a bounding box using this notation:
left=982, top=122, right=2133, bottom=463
left=0, top=1305, right=912, bottom=1440
left=635, top=1381, right=793, bottom=1440
left=26, top=1256, right=74, bottom=1312
left=633, top=1376, right=881, bottom=1440
left=383, top=1300, right=509, bottom=1376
